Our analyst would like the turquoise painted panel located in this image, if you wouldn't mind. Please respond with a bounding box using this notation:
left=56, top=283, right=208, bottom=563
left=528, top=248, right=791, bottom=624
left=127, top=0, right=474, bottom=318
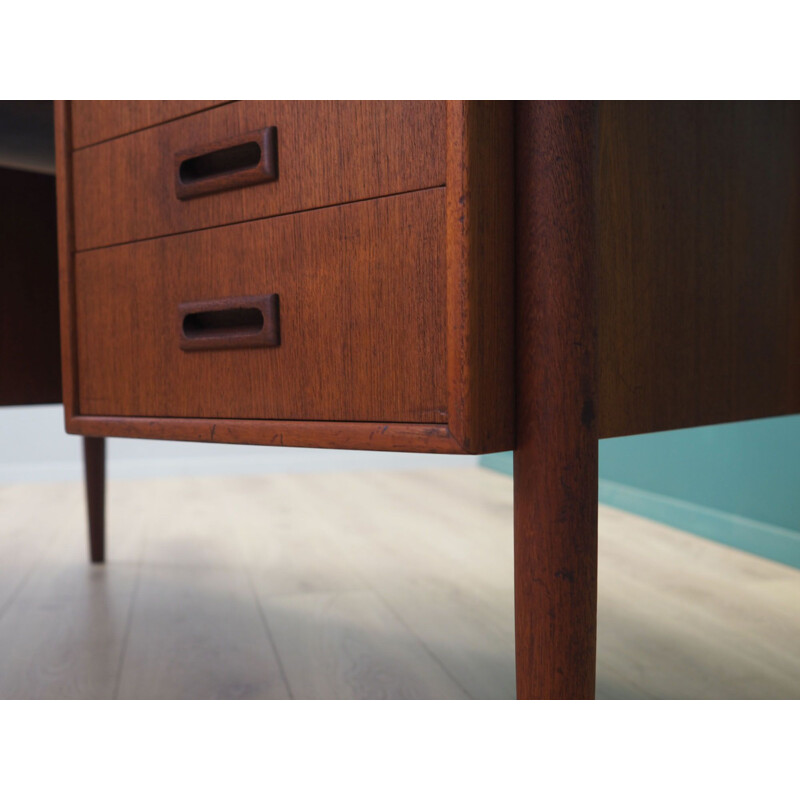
left=480, top=451, right=513, bottom=477
left=479, top=414, right=800, bottom=568
left=599, top=415, right=800, bottom=533
left=597, top=480, right=800, bottom=569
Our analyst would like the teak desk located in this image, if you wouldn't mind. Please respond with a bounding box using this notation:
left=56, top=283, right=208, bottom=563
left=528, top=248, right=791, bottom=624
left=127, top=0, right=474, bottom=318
left=17, top=101, right=800, bottom=699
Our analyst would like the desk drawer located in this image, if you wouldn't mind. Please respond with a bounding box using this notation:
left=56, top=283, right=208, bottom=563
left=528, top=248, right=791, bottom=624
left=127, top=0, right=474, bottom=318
left=71, top=101, right=228, bottom=149
left=74, top=190, right=447, bottom=423
left=58, top=100, right=514, bottom=454
left=71, top=101, right=445, bottom=251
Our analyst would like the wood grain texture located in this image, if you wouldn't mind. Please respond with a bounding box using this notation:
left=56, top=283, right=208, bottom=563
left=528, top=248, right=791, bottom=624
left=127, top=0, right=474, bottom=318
left=0, top=166, right=61, bottom=406
left=55, top=100, right=78, bottom=419
left=0, top=482, right=71, bottom=615
left=298, top=469, right=515, bottom=699
left=116, top=565, right=291, bottom=699
left=72, top=101, right=445, bottom=251
left=66, top=417, right=466, bottom=453
left=597, top=101, right=800, bottom=437
left=446, top=101, right=515, bottom=453
left=597, top=503, right=800, bottom=699
left=71, top=100, right=227, bottom=149
left=74, top=190, right=446, bottom=423
left=261, top=590, right=469, bottom=699
left=514, top=101, right=598, bottom=700
left=57, top=101, right=514, bottom=454
left=178, top=294, right=280, bottom=352
left=111, top=475, right=288, bottom=699
left=0, top=479, right=141, bottom=700
left=4, top=469, right=799, bottom=699
left=175, top=125, right=277, bottom=200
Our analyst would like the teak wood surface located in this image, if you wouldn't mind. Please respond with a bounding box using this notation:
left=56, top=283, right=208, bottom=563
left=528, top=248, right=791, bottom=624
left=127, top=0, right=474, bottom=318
left=54, top=100, right=800, bottom=698
left=596, top=101, right=800, bottom=437
left=174, top=126, right=278, bottom=200
left=514, top=101, right=598, bottom=699
left=446, top=102, right=515, bottom=452
left=57, top=100, right=515, bottom=454
left=70, top=100, right=228, bottom=149
left=178, top=294, right=281, bottom=352
left=75, top=191, right=448, bottom=423
left=71, top=101, right=447, bottom=251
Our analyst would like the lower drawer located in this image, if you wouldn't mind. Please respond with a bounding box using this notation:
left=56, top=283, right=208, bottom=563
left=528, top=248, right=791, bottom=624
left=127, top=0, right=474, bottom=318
left=74, top=190, right=447, bottom=423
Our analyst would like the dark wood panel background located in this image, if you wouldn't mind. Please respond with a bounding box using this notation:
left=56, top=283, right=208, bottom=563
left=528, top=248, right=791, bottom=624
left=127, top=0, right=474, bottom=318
left=74, top=190, right=447, bottom=424
left=0, top=167, right=61, bottom=406
left=72, top=101, right=445, bottom=251
left=597, top=101, right=800, bottom=438
left=71, top=100, right=227, bottom=149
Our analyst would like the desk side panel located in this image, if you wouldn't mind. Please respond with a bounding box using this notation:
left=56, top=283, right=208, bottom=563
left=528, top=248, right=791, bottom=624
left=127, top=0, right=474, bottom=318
left=0, top=166, right=61, bottom=406
left=598, top=101, right=800, bottom=438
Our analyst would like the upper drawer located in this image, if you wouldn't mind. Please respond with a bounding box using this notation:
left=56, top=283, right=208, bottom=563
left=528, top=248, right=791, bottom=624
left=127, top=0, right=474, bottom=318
left=71, top=101, right=227, bottom=148
left=71, top=100, right=445, bottom=251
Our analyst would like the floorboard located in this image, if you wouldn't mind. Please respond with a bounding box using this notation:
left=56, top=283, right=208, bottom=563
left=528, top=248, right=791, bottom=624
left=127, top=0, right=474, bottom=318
left=0, top=467, right=798, bottom=699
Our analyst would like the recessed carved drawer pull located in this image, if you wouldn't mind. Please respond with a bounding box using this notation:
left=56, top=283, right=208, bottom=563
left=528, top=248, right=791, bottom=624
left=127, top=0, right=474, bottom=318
left=175, top=127, right=277, bottom=200
left=178, top=294, right=280, bottom=351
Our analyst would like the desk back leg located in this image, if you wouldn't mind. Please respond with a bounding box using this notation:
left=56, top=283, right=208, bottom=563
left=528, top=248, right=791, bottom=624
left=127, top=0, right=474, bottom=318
left=83, top=437, right=106, bottom=564
left=514, top=101, right=598, bottom=699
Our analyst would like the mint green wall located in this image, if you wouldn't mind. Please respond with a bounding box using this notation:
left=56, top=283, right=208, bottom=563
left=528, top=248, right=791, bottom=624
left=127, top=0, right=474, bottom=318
left=480, top=414, right=800, bottom=569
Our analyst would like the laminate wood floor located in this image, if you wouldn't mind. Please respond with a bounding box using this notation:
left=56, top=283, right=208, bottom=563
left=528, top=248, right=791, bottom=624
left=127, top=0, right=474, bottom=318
left=0, top=467, right=798, bottom=699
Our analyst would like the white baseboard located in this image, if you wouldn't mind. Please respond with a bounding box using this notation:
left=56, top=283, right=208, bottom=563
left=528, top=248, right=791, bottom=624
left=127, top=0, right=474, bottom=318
left=599, top=479, right=800, bottom=570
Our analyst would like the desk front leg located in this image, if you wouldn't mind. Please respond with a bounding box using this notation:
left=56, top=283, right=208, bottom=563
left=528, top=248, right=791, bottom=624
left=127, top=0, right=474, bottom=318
left=514, top=100, right=598, bottom=700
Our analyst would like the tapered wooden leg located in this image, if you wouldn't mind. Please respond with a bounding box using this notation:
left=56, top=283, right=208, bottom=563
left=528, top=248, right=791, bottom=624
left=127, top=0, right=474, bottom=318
left=513, top=101, right=598, bottom=699
left=83, top=436, right=106, bottom=564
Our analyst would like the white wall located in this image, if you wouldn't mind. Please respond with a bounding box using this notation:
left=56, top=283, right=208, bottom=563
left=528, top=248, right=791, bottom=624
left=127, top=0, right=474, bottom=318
left=0, top=405, right=478, bottom=483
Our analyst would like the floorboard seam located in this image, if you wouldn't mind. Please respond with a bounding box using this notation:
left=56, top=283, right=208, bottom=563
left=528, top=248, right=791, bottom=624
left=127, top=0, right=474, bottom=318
left=0, top=527, right=63, bottom=626
left=111, top=525, right=147, bottom=700
left=246, top=569, right=294, bottom=700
